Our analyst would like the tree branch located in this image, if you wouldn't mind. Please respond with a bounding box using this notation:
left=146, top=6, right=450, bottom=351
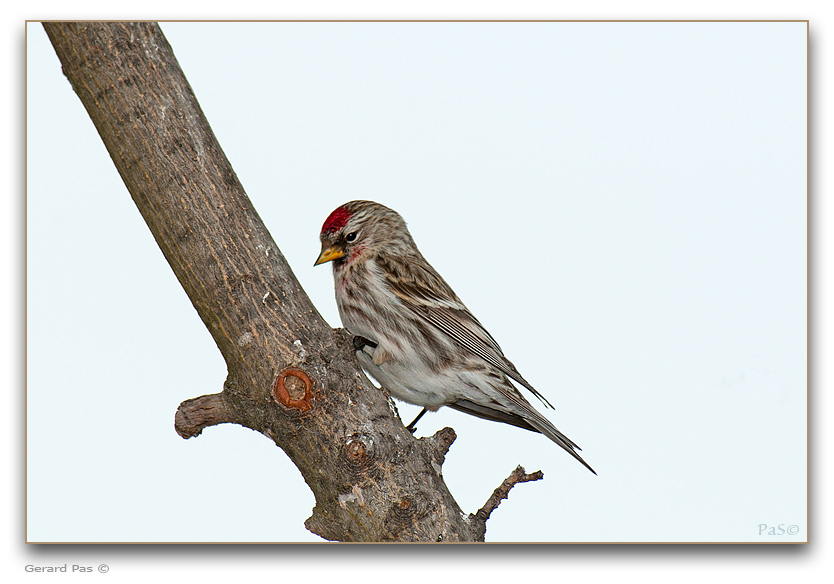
left=470, top=466, right=545, bottom=541
left=42, top=21, right=544, bottom=542
left=175, top=393, right=236, bottom=438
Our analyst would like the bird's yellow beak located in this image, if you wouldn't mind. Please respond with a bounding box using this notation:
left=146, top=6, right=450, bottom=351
left=314, top=245, right=345, bottom=266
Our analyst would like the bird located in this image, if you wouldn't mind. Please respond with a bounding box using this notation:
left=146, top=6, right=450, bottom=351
left=314, top=200, right=595, bottom=474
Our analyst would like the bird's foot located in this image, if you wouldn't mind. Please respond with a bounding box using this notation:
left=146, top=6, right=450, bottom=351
left=352, top=335, right=378, bottom=352
left=405, top=408, right=428, bottom=434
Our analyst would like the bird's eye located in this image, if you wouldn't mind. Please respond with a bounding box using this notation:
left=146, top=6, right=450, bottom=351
left=345, top=232, right=357, bottom=242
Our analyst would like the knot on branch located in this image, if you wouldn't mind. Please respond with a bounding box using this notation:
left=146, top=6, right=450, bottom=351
left=272, top=367, right=314, bottom=411
left=381, top=491, right=432, bottom=540
left=341, top=433, right=384, bottom=481
left=175, top=393, right=236, bottom=438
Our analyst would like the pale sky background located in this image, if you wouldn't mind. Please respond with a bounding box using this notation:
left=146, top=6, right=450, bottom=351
left=25, top=17, right=810, bottom=546
left=25, top=20, right=807, bottom=545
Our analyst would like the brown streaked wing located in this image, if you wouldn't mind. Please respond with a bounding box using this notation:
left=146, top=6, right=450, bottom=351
left=384, top=259, right=555, bottom=409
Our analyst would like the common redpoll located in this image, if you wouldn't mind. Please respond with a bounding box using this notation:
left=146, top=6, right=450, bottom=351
left=315, top=200, right=595, bottom=474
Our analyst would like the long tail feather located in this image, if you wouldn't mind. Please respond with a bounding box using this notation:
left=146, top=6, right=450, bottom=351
left=448, top=399, right=597, bottom=475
